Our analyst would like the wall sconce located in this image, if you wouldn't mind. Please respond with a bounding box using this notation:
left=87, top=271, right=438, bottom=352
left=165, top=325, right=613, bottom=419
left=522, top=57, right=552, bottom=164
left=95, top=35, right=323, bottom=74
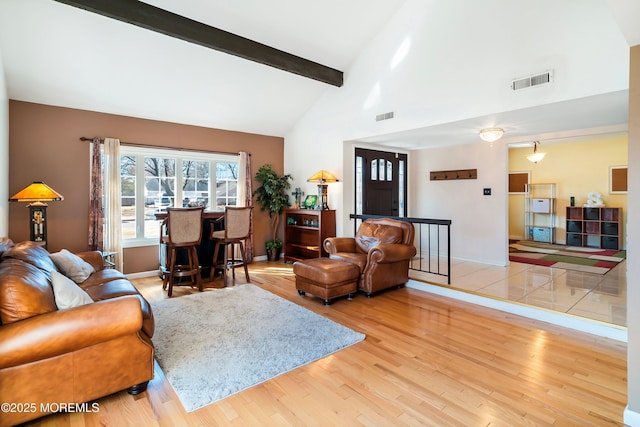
left=307, top=170, right=339, bottom=210
left=9, top=181, right=64, bottom=248
left=526, top=141, right=546, bottom=163
left=479, top=128, right=504, bottom=142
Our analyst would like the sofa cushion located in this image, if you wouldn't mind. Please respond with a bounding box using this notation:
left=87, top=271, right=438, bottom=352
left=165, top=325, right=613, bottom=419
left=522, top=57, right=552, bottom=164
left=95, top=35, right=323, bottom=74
left=50, top=249, right=95, bottom=283
left=355, top=222, right=403, bottom=253
left=0, top=259, right=57, bottom=324
left=83, top=279, right=155, bottom=338
left=83, top=278, right=143, bottom=301
left=329, top=252, right=368, bottom=273
left=1, top=241, right=56, bottom=273
left=78, top=269, right=127, bottom=289
left=51, top=271, right=93, bottom=309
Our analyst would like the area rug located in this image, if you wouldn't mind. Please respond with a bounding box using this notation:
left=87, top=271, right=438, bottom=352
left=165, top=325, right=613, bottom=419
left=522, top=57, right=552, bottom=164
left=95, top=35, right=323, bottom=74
left=150, top=284, right=365, bottom=412
left=509, top=240, right=626, bottom=274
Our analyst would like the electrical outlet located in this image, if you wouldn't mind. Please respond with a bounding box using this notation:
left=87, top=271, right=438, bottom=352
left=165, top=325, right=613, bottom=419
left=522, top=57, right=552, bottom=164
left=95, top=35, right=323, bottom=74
left=483, top=188, right=491, bottom=196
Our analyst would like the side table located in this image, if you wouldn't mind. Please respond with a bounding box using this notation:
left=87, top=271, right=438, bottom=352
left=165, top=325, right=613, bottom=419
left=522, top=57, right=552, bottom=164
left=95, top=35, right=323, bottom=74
left=101, top=251, right=118, bottom=269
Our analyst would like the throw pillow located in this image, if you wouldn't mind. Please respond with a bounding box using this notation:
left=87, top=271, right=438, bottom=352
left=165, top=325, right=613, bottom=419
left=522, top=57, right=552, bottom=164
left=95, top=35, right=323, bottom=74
left=50, top=270, right=93, bottom=309
left=50, top=249, right=95, bottom=283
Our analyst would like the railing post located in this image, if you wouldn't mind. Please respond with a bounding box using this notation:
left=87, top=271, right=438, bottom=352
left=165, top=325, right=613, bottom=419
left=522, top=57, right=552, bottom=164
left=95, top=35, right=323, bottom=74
left=447, top=223, right=451, bottom=285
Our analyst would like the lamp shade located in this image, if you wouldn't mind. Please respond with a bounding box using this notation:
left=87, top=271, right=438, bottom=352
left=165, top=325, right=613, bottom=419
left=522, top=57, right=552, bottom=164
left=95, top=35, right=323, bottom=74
left=526, top=152, right=546, bottom=163
left=307, top=170, right=339, bottom=183
left=526, top=141, right=546, bottom=163
left=9, top=182, right=64, bottom=202
left=479, top=128, right=504, bottom=142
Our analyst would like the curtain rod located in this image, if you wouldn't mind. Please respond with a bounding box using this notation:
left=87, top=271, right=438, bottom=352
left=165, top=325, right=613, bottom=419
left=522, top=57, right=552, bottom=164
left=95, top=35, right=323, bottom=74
left=79, top=136, right=248, bottom=156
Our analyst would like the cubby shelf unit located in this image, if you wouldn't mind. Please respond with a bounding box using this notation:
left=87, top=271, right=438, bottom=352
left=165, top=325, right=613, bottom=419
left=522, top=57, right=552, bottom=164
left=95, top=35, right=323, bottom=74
left=566, top=206, right=623, bottom=250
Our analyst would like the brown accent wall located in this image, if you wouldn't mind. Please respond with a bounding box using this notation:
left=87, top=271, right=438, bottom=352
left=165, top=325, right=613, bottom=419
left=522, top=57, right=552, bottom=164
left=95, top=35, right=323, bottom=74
left=8, top=101, right=284, bottom=273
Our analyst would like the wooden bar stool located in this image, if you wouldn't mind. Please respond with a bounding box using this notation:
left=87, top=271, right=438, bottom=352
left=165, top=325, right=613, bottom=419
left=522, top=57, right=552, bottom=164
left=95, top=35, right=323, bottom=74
left=210, top=206, right=253, bottom=286
left=161, top=207, right=204, bottom=297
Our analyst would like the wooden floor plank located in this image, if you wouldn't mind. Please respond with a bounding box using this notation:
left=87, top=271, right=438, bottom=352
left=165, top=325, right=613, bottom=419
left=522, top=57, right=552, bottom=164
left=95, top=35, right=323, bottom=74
left=22, top=261, right=627, bottom=426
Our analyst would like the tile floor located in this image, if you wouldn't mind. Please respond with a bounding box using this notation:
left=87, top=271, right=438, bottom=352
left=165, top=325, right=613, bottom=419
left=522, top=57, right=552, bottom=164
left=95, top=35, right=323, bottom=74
left=409, top=259, right=627, bottom=327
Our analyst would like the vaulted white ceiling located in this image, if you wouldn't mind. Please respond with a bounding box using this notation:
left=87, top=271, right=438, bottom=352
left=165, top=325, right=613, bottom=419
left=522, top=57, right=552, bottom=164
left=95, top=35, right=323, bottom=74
left=0, top=0, right=638, bottom=147
left=0, top=0, right=405, bottom=137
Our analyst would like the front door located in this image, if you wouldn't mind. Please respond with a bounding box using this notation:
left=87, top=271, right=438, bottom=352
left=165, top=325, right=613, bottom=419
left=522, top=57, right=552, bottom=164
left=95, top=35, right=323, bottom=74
left=355, top=148, right=407, bottom=217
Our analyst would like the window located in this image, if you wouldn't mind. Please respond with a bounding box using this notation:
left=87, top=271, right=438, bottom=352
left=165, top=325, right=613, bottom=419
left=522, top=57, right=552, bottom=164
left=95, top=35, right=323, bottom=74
left=215, top=162, right=239, bottom=206
left=115, top=146, right=238, bottom=247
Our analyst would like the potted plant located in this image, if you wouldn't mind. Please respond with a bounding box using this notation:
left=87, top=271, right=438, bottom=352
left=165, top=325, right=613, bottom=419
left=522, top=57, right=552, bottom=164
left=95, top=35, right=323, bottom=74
left=253, top=164, right=292, bottom=261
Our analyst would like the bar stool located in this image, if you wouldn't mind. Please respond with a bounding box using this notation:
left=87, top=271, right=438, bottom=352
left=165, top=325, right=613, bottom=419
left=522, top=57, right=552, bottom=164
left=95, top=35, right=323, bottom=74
left=162, top=207, right=204, bottom=297
left=210, top=206, right=253, bottom=286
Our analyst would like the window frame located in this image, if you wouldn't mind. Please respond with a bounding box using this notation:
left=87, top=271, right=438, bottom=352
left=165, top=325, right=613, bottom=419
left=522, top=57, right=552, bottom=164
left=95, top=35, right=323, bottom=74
left=118, top=145, right=239, bottom=248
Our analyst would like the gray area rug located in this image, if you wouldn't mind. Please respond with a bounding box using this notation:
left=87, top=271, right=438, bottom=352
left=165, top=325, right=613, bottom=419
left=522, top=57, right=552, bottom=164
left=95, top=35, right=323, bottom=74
left=150, top=284, right=365, bottom=412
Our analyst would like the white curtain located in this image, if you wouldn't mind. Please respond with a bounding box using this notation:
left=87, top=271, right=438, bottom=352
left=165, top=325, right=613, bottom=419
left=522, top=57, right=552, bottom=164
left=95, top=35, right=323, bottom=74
left=236, top=151, right=253, bottom=261
left=237, top=151, right=248, bottom=207
left=104, top=138, right=123, bottom=271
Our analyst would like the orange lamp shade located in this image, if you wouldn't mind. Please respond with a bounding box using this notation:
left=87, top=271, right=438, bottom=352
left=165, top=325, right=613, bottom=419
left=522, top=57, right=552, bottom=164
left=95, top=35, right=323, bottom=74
left=9, top=182, right=64, bottom=202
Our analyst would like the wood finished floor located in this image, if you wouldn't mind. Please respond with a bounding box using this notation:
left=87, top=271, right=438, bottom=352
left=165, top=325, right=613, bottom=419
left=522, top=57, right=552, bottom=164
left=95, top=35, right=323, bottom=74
left=23, top=261, right=627, bottom=426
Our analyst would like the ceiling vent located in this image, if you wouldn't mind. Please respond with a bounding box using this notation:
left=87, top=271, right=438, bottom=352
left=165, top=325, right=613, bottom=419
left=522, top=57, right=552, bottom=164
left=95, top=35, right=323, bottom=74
left=511, top=70, right=553, bottom=91
left=376, top=112, right=395, bottom=121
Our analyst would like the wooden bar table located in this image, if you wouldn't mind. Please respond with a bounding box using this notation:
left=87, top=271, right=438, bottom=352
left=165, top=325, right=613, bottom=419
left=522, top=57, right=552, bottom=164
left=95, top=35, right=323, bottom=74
left=155, top=210, right=225, bottom=281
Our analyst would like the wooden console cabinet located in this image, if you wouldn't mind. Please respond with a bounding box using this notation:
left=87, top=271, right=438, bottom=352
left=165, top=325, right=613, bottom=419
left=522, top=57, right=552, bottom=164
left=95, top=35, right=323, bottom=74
left=284, top=209, right=336, bottom=263
left=566, top=206, right=623, bottom=250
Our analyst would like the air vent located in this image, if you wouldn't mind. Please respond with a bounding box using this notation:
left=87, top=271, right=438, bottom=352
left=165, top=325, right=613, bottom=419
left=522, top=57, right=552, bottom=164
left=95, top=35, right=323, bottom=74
left=376, top=112, right=394, bottom=121
left=511, top=70, right=553, bottom=91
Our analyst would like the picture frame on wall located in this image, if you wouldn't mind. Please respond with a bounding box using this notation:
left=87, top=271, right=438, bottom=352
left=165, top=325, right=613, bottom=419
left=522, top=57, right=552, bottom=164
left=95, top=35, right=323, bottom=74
left=609, top=166, right=628, bottom=194
left=508, top=171, right=530, bottom=194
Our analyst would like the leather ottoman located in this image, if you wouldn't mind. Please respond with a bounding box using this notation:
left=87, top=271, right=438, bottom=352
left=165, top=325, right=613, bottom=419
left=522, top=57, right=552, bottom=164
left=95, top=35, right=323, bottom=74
left=293, top=258, right=360, bottom=306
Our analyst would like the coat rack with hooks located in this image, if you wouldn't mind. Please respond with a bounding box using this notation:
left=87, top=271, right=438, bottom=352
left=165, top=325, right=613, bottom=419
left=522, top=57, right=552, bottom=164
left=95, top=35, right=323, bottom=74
left=429, top=168, right=477, bottom=181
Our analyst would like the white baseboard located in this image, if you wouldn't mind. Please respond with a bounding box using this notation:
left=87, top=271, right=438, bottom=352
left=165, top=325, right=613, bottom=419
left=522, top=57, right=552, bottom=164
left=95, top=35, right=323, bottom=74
left=625, top=406, right=640, bottom=427
left=126, top=270, right=159, bottom=280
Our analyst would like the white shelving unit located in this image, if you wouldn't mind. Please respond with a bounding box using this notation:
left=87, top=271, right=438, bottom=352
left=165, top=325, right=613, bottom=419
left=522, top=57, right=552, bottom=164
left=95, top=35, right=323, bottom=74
left=524, top=183, right=556, bottom=243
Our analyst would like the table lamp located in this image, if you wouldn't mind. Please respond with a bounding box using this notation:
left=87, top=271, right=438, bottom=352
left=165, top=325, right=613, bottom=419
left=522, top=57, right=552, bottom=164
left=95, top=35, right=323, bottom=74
left=9, top=181, right=64, bottom=247
left=307, top=170, right=339, bottom=210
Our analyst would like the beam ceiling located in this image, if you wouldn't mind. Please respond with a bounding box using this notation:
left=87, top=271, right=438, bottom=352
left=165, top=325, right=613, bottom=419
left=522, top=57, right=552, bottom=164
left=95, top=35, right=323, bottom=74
left=53, top=0, right=344, bottom=87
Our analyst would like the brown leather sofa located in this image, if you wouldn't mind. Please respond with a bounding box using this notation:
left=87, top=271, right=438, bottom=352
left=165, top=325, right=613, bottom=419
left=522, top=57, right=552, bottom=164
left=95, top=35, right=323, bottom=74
left=323, top=218, right=417, bottom=296
left=0, top=239, right=155, bottom=427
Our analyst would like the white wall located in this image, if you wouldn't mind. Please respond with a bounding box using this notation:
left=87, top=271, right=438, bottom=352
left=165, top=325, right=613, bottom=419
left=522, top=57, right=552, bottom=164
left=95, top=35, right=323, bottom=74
left=0, top=48, right=8, bottom=238
left=284, top=0, right=629, bottom=264
left=625, top=44, right=640, bottom=427
left=411, top=142, right=508, bottom=264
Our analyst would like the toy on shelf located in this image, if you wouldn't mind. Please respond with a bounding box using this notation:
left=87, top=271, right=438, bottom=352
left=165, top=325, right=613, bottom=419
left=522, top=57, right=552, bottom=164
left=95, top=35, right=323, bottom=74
left=584, top=192, right=604, bottom=207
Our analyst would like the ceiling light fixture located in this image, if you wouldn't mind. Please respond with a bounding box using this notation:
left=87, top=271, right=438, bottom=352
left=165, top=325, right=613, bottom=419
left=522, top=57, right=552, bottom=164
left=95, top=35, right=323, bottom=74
left=526, top=141, right=546, bottom=163
left=479, top=128, right=504, bottom=142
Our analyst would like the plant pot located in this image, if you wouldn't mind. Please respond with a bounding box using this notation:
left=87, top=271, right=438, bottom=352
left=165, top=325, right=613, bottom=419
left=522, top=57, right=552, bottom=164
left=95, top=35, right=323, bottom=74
left=266, top=247, right=281, bottom=262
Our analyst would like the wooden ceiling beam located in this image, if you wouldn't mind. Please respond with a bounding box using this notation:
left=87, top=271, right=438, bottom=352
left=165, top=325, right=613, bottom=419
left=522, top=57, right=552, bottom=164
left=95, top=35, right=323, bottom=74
left=53, top=0, right=344, bottom=87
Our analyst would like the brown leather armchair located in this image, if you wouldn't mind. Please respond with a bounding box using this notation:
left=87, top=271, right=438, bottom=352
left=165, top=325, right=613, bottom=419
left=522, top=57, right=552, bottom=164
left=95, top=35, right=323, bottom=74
left=323, top=218, right=416, bottom=296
